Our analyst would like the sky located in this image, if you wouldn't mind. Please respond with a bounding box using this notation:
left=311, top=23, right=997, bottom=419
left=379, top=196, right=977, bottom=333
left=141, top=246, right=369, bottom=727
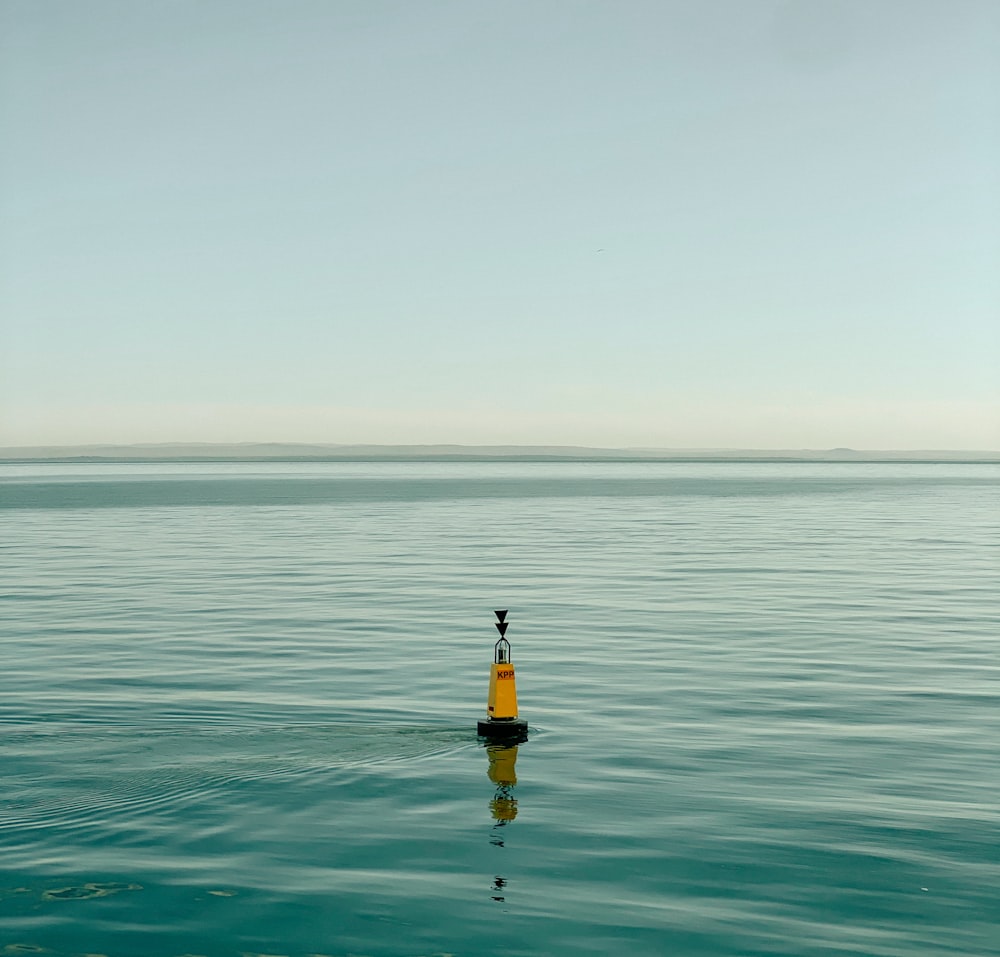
left=1, top=0, right=998, bottom=450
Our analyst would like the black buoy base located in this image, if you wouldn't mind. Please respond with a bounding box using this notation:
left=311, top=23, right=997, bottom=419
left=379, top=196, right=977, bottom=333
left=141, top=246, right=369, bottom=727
left=477, top=717, right=528, bottom=738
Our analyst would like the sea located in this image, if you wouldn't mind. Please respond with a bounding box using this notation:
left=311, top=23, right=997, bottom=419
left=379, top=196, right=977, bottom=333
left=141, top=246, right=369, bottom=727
left=1, top=460, right=998, bottom=957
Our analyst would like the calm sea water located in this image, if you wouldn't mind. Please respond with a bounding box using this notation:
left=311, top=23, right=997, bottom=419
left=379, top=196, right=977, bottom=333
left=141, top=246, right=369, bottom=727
left=1, top=461, right=998, bottom=957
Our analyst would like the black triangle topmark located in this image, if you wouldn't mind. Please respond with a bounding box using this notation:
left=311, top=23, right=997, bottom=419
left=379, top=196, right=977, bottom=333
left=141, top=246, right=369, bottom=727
left=494, top=610, right=508, bottom=623
left=495, top=621, right=509, bottom=637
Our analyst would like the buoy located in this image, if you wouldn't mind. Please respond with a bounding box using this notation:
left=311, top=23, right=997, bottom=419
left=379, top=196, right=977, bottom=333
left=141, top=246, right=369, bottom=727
left=477, top=609, right=528, bottom=738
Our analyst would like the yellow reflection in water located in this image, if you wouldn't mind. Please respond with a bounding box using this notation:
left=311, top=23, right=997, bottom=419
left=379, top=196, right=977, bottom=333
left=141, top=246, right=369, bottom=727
left=484, top=738, right=527, bottom=904
left=487, top=743, right=519, bottom=822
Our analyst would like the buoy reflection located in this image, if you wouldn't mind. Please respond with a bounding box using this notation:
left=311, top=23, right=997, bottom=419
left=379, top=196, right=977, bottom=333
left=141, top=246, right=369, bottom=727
left=484, top=733, right=526, bottom=904
left=487, top=741, right=520, bottom=824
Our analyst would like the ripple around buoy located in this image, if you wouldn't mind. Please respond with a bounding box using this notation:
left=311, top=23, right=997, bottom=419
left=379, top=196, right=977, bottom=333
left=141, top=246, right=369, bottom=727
left=41, top=881, right=141, bottom=901
left=0, top=726, right=473, bottom=841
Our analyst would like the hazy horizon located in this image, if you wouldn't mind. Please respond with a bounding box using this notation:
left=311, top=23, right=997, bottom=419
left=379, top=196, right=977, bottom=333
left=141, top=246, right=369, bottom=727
left=2, top=1, right=998, bottom=449
left=2, top=440, right=998, bottom=463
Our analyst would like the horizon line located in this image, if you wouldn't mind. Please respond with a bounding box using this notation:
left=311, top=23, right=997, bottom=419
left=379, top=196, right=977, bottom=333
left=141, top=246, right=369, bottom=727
left=2, top=441, right=999, bottom=462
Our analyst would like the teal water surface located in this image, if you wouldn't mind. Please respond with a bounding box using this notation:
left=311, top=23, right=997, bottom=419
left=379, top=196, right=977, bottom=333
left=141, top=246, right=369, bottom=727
left=1, top=461, right=998, bottom=956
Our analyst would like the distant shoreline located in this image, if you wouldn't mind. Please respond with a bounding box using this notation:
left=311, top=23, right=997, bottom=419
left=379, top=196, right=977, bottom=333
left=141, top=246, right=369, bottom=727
left=2, top=444, right=998, bottom=464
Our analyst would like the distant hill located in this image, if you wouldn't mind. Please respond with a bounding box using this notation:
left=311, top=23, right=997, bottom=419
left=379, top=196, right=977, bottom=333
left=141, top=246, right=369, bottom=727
left=1, top=443, right=998, bottom=462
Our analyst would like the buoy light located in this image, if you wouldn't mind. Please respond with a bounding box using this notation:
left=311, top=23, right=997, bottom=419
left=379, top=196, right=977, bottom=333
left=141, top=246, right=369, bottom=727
left=477, top=610, right=528, bottom=738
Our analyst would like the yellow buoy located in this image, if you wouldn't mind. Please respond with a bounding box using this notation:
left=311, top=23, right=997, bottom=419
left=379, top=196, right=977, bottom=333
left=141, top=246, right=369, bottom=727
left=477, top=609, right=528, bottom=737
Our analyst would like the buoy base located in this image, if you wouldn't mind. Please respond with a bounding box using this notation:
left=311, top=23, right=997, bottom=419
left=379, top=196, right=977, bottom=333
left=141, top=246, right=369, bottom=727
left=477, top=717, right=528, bottom=738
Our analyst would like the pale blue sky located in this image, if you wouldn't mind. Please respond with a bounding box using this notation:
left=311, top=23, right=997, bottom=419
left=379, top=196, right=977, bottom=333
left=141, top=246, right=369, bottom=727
left=2, top=0, right=998, bottom=448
